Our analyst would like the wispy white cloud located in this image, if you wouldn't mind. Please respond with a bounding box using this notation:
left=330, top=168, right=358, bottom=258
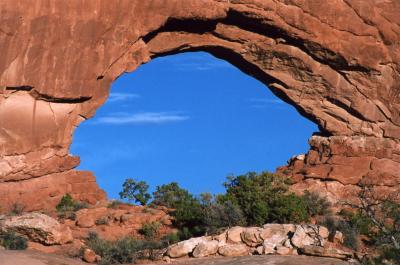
left=92, top=112, right=189, bottom=125
left=158, top=53, right=234, bottom=71
left=249, top=98, right=285, bottom=108
left=108, top=93, right=140, bottom=102
left=175, top=61, right=233, bottom=71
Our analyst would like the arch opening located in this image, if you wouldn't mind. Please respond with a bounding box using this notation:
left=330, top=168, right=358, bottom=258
left=71, top=51, right=318, bottom=199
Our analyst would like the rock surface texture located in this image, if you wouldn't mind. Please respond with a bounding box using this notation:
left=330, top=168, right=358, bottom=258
left=0, top=213, right=73, bottom=245
left=0, top=0, right=399, bottom=211
left=164, top=224, right=353, bottom=261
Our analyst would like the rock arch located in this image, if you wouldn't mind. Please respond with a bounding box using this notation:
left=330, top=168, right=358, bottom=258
left=0, top=0, right=399, bottom=212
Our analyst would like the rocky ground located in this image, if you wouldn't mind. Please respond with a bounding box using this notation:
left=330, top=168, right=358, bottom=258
left=0, top=250, right=351, bottom=265
left=0, top=207, right=358, bottom=264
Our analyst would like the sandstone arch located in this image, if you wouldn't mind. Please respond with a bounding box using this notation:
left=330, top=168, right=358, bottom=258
left=0, top=0, right=399, bottom=212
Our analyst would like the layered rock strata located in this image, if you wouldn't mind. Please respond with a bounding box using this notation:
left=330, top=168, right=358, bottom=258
left=0, top=0, right=399, bottom=211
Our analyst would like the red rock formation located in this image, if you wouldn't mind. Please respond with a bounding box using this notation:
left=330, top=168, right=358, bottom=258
left=0, top=0, right=399, bottom=212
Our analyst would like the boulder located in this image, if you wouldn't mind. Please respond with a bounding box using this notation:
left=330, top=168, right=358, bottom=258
left=241, top=227, right=264, bottom=247
left=192, top=240, right=219, bottom=258
left=82, top=248, right=97, bottom=263
left=291, top=225, right=328, bottom=248
left=226, top=226, right=244, bottom=244
left=262, top=241, right=276, bottom=254
left=255, top=245, right=264, bottom=255
left=75, top=207, right=109, bottom=228
left=261, top=224, right=296, bottom=239
left=212, top=231, right=227, bottom=247
left=333, top=231, right=344, bottom=244
left=218, top=244, right=249, bottom=257
left=299, top=245, right=353, bottom=260
left=0, top=213, right=73, bottom=245
left=276, top=246, right=292, bottom=255
left=166, top=237, right=206, bottom=258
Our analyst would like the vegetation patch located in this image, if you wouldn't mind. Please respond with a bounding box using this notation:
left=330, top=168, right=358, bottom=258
left=56, top=194, right=88, bottom=219
left=84, top=232, right=165, bottom=265
left=0, top=231, right=28, bottom=250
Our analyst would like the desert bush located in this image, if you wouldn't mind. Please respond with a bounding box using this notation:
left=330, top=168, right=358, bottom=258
left=337, top=219, right=360, bottom=250
left=107, top=200, right=122, bottom=209
left=85, top=232, right=165, bottom=265
left=220, top=171, right=310, bottom=225
left=302, top=190, right=332, bottom=217
left=343, top=184, right=400, bottom=263
left=271, top=193, right=310, bottom=223
left=9, top=203, right=25, bottom=215
left=139, top=222, right=161, bottom=240
left=161, top=232, right=180, bottom=245
left=177, top=226, right=200, bottom=241
left=95, top=216, right=109, bottom=225
left=56, top=194, right=88, bottom=212
left=201, top=195, right=246, bottom=234
left=0, top=231, right=28, bottom=250
left=152, top=182, right=203, bottom=236
left=119, top=178, right=151, bottom=206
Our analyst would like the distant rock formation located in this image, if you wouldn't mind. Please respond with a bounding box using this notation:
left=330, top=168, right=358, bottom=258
left=0, top=0, right=399, bottom=212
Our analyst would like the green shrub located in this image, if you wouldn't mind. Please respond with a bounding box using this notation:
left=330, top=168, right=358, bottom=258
left=152, top=182, right=204, bottom=235
left=0, top=231, right=28, bottom=250
left=119, top=178, right=151, bottom=206
left=85, top=232, right=165, bottom=265
left=302, top=190, right=332, bottom=217
left=220, top=172, right=308, bottom=225
left=73, top=201, right=89, bottom=211
left=176, top=227, right=193, bottom=241
left=139, top=222, right=161, bottom=240
left=271, top=193, right=310, bottom=223
left=56, top=194, right=88, bottom=219
left=337, top=220, right=360, bottom=250
left=202, top=198, right=246, bottom=234
left=152, top=182, right=193, bottom=209
left=161, top=233, right=180, bottom=245
left=56, top=194, right=75, bottom=212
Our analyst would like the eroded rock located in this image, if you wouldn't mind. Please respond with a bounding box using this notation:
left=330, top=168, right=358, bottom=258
left=192, top=240, right=219, bottom=258
left=291, top=225, right=329, bottom=248
left=0, top=213, right=73, bottom=245
left=0, top=0, right=399, bottom=212
left=218, top=244, right=249, bottom=257
left=167, top=237, right=207, bottom=258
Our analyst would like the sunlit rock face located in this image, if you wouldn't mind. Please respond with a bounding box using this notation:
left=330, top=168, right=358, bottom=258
left=0, top=0, right=399, bottom=212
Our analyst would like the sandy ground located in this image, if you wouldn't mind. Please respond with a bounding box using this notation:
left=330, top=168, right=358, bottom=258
left=151, top=255, right=351, bottom=265
left=0, top=250, right=351, bottom=265
left=0, top=250, right=86, bottom=265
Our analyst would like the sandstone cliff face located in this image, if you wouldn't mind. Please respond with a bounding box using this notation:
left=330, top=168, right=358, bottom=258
left=0, top=0, right=399, bottom=212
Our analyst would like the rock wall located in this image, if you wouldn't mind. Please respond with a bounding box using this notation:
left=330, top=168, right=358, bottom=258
left=0, top=0, right=399, bottom=212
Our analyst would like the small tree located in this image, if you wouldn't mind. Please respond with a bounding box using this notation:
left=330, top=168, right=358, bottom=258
left=344, top=183, right=400, bottom=263
left=152, top=182, right=203, bottom=237
left=119, top=178, right=151, bottom=206
left=56, top=194, right=75, bottom=213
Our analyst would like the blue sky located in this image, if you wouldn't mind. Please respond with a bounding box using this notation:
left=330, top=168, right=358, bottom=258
left=71, top=52, right=318, bottom=199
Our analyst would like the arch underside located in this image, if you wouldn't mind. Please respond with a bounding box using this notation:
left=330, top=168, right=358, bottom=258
left=0, top=0, right=399, bottom=212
